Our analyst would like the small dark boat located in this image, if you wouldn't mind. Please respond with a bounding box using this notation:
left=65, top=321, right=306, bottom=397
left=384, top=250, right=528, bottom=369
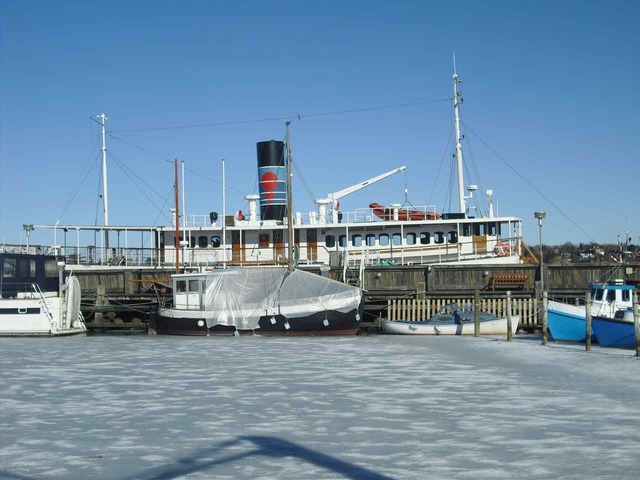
left=151, top=267, right=363, bottom=336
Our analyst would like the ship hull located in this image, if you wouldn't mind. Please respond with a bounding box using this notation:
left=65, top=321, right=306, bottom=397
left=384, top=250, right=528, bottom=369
left=592, top=311, right=638, bottom=348
left=151, top=307, right=363, bottom=336
left=547, top=300, right=594, bottom=342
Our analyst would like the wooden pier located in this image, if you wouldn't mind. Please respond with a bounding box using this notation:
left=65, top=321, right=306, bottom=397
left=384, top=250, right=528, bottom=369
left=70, top=262, right=639, bottom=333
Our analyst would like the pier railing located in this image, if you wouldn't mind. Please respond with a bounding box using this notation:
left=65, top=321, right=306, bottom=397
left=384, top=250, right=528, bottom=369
left=387, top=296, right=539, bottom=330
left=61, top=247, right=159, bottom=267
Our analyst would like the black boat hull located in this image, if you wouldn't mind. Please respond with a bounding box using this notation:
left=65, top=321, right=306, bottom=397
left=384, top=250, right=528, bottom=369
left=150, top=306, right=363, bottom=336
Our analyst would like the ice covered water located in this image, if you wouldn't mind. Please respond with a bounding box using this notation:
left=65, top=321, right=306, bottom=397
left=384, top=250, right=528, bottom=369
left=1, top=334, right=639, bottom=479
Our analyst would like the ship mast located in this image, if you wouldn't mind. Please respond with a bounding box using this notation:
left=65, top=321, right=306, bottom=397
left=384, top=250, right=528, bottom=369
left=285, top=121, right=295, bottom=273
left=222, top=157, right=226, bottom=270
left=97, top=113, right=110, bottom=248
left=181, top=160, right=187, bottom=260
left=452, top=56, right=466, bottom=216
left=174, top=159, right=180, bottom=274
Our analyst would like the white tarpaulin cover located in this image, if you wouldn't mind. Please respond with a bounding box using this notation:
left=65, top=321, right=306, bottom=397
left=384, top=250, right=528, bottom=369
left=204, top=267, right=362, bottom=330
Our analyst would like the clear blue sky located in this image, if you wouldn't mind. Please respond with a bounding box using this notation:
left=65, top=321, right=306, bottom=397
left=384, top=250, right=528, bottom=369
left=1, top=0, right=638, bottom=247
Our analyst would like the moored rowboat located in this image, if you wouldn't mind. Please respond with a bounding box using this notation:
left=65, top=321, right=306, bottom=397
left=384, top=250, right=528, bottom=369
left=381, top=303, right=519, bottom=335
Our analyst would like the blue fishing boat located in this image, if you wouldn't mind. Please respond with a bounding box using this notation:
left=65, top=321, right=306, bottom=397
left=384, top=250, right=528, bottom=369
left=547, top=281, right=635, bottom=342
left=591, top=309, right=638, bottom=348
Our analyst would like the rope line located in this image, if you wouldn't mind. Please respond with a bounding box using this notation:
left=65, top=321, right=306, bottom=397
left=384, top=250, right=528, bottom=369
left=108, top=98, right=453, bottom=133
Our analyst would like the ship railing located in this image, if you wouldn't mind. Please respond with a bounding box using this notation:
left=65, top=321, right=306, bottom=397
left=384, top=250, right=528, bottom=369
left=0, top=244, right=57, bottom=256
left=186, top=205, right=441, bottom=227
left=186, top=214, right=216, bottom=228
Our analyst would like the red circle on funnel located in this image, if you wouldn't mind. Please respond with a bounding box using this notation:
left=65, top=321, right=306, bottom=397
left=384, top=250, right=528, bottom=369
left=261, top=172, right=279, bottom=191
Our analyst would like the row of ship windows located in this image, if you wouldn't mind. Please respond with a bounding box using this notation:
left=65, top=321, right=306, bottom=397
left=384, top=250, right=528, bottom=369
left=325, top=231, right=459, bottom=248
left=175, top=236, right=223, bottom=248
left=175, top=231, right=460, bottom=249
left=173, top=222, right=507, bottom=248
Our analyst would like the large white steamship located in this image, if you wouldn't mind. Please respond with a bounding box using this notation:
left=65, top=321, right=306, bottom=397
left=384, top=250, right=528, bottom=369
left=158, top=68, right=523, bottom=270
left=28, top=66, right=523, bottom=270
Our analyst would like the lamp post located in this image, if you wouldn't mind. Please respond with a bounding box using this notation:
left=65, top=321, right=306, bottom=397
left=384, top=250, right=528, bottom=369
left=534, top=212, right=546, bottom=292
left=23, top=224, right=34, bottom=253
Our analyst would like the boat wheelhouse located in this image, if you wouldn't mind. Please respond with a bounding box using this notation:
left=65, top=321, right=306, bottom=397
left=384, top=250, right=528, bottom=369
left=0, top=253, right=86, bottom=336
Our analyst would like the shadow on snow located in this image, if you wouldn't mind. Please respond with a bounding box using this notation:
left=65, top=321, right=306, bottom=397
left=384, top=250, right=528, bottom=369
left=0, top=435, right=396, bottom=480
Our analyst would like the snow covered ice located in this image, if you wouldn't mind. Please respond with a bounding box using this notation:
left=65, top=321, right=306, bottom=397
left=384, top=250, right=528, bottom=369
left=1, top=334, right=639, bottom=479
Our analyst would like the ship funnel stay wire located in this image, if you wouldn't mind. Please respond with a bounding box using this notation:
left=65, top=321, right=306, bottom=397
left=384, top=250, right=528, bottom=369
left=291, top=161, right=317, bottom=206
left=108, top=133, right=245, bottom=195
left=107, top=151, right=173, bottom=223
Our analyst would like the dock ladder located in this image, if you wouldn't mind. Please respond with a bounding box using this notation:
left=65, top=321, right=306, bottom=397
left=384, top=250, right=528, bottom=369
left=344, top=258, right=365, bottom=289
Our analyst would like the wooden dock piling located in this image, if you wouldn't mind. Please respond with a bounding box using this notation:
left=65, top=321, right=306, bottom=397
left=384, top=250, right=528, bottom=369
left=473, top=289, right=480, bottom=337
left=585, top=291, right=592, bottom=352
left=506, top=291, right=513, bottom=342
left=633, top=291, right=639, bottom=358
left=542, top=291, right=548, bottom=345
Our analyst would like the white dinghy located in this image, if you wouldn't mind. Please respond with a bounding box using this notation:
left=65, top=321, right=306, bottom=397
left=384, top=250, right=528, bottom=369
left=381, top=303, right=519, bottom=335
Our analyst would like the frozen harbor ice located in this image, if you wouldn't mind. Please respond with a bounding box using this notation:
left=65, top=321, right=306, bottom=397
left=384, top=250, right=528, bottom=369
left=1, top=334, right=639, bottom=480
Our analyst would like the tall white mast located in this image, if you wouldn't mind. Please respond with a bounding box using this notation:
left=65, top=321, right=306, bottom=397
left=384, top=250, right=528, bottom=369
left=285, top=121, right=294, bottom=272
left=181, top=160, right=187, bottom=243
left=97, top=113, right=109, bottom=226
left=222, top=158, right=226, bottom=270
left=452, top=56, right=466, bottom=215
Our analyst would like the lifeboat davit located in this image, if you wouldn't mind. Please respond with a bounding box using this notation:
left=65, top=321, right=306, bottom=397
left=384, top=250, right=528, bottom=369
left=369, top=203, right=441, bottom=221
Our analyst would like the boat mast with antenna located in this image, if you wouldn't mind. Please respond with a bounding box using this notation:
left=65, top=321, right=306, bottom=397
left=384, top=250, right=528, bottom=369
left=285, top=121, right=295, bottom=272
left=97, top=113, right=110, bottom=247
left=181, top=160, right=187, bottom=267
left=452, top=55, right=466, bottom=216
left=222, top=158, right=226, bottom=270
left=174, top=159, right=180, bottom=274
